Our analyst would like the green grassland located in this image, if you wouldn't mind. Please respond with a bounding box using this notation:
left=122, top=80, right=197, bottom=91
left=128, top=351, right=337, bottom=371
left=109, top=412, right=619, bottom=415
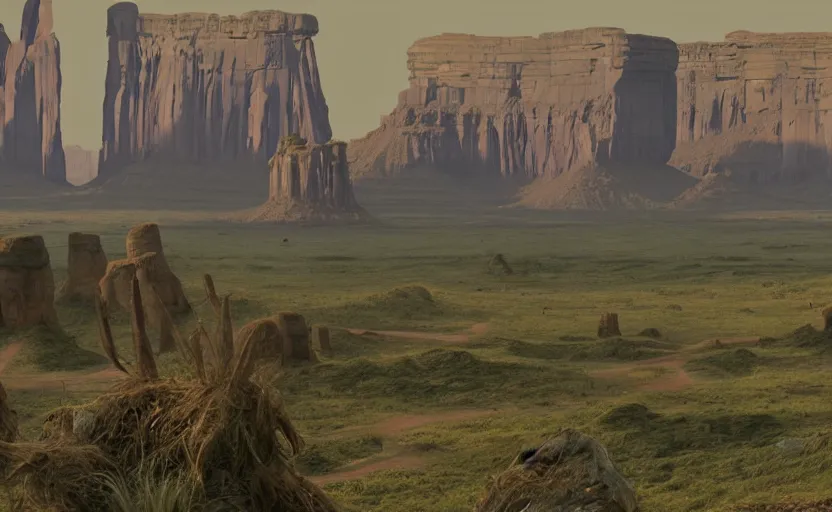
left=3, top=177, right=832, bottom=511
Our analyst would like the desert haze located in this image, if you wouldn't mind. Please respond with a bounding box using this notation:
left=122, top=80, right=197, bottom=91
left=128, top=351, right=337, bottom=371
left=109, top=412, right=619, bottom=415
left=2, top=1, right=832, bottom=512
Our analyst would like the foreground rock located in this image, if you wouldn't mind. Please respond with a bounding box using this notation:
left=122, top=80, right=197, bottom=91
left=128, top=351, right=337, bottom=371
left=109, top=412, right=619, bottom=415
left=58, top=233, right=108, bottom=301
left=349, top=28, right=696, bottom=209
left=476, top=429, right=638, bottom=512
left=0, top=0, right=66, bottom=183
left=244, top=137, right=368, bottom=223
left=0, top=235, right=58, bottom=328
left=99, top=4, right=332, bottom=177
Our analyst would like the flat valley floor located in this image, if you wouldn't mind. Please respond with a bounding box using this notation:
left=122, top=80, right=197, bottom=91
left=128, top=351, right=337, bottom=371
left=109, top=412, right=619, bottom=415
left=3, top=175, right=832, bottom=511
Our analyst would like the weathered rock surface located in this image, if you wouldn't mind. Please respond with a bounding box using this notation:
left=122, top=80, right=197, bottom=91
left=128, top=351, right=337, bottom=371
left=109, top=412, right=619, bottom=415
left=349, top=28, right=679, bottom=183
left=669, top=31, right=832, bottom=183
left=99, top=4, right=332, bottom=177
left=0, top=0, right=66, bottom=183
left=245, top=137, right=368, bottom=222
left=58, top=233, right=108, bottom=301
left=64, top=145, right=98, bottom=185
left=0, top=235, right=58, bottom=328
left=99, top=223, right=189, bottom=323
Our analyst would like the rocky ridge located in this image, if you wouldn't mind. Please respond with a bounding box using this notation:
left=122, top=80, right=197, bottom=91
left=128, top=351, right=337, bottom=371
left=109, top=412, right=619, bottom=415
left=99, top=3, right=332, bottom=177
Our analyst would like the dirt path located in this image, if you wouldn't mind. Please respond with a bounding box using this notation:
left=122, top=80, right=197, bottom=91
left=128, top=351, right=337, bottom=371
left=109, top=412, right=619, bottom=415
left=311, top=407, right=507, bottom=484
left=344, top=322, right=489, bottom=344
left=590, top=336, right=761, bottom=393
left=3, top=366, right=126, bottom=391
left=308, top=455, right=425, bottom=485
left=0, top=341, right=22, bottom=376
left=332, top=408, right=504, bottom=439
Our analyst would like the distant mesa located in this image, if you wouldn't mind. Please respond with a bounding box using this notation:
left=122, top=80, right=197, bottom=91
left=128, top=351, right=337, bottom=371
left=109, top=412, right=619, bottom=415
left=349, top=27, right=832, bottom=210
left=0, top=0, right=66, bottom=184
left=97, top=4, right=331, bottom=180
left=64, top=146, right=99, bottom=186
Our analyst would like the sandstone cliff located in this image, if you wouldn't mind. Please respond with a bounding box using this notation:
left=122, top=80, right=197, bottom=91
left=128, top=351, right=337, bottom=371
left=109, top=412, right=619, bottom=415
left=669, top=31, right=832, bottom=183
left=0, top=0, right=66, bottom=183
left=349, top=28, right=680, bottom=186
left=64, top=145, right=98, bottom=185
left=245, top=136, right=367, bottom=222
left=99, top=4, right=332, bottom=177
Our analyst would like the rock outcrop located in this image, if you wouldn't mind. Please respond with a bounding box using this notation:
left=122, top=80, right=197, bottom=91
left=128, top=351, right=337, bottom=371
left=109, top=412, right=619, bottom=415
left=58, top=233, right=108, bottom=301
left=0, top=235, right=58, bottom=329
left=669, top=31, right=832, bottom=183
left=99, top=4, right=332, bottom=177
left=0, top=0, right=66, bottom=183
left=349, top=28, right=679, bottom=184
left=245, top=136, right=367, bottom=222
left=64, top=145, right=98, bottom=185
left=100, top=223, right=190, bottom=324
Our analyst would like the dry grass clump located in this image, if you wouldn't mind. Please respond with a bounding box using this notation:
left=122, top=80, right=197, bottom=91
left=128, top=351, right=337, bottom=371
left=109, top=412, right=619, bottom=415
left=0, top=381, right=17, bottom=444
left=0, top=274, right=338, bottom=512
left=475, top=429, right=638, bottom=512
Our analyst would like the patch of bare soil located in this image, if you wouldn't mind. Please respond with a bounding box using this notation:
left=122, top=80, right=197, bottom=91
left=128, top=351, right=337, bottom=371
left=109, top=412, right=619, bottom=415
left=308, top=455, right=426, bottom=485
left=0, top=342, right=22, bottom=375
left=2, top=367, right=126, bottom=391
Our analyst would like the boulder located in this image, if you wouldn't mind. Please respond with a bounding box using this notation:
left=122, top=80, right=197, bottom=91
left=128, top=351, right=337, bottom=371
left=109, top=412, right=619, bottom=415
left=476, top=429, right=638, bottom=512
left=0, top=235, right=58, bottom=328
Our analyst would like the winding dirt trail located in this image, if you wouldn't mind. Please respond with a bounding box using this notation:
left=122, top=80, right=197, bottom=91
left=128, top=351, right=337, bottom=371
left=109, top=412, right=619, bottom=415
left=589, top=336, right=761, bottom=393
left=308, top=455, right=426, bottom=485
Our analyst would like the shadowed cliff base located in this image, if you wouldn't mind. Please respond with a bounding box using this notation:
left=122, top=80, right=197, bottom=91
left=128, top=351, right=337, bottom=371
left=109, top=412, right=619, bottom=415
left=353, top=166, right=521, bottom=219
left=669, top=141, right=832, bottom=210
left=50, top=159, right=268, bottom=211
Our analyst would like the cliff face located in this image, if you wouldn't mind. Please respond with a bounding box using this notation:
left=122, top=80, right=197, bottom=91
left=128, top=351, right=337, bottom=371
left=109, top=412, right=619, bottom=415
left=349, top=28, right=679, bottom=181
left=99, top=3, right=332, bottom=176
left=670, top=31, right=832, bottom=182
left=0, top=0, right=66, bottom=183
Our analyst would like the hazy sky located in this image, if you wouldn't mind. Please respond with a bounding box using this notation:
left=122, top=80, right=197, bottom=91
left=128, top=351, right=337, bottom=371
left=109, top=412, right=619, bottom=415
left=1, top=0, right=830, bottom=149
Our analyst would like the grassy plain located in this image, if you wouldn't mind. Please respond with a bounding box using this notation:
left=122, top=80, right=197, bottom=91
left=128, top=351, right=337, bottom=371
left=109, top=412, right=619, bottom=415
left=3, top=173, right=832, bottom=511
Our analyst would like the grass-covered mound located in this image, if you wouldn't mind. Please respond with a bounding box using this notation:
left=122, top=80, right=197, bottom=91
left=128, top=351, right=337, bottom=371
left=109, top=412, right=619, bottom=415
left=283, top=348, right=594, bottom=406
left=0, top=326, right=107, bottom=373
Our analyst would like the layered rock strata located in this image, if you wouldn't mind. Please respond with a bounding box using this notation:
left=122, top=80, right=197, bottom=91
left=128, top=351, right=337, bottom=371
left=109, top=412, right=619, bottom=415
left=349, top=28, right=679, bottom=181
left=99, top=3, right=332, bottom=176
left=670, top=31, right=832, bottom=182
left=0, top=0, right=66, bottom=182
